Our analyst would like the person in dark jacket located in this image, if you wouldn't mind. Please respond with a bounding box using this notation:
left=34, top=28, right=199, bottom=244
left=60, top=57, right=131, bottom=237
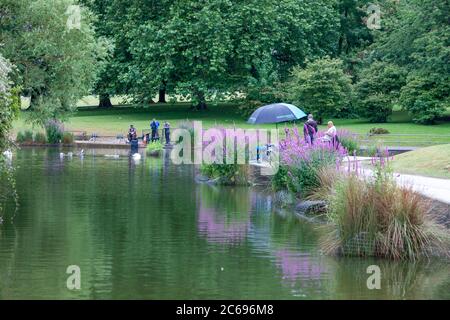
left=150, top=119, right=160, bottom=142
left=163, top=121, right=170, bottom=144
left=128, top=125, right=137, bottom=142
left=303, top=114, right=318, bottom=144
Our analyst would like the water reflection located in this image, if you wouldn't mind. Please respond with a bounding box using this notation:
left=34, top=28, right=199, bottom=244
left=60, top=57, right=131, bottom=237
left=0, top=148, right=448, bottom=299
left=197, top=185, right=251, bottom=244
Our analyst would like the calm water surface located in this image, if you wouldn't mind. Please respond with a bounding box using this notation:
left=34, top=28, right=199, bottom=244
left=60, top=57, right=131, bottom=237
left=0, top=148, right=449, bottom=299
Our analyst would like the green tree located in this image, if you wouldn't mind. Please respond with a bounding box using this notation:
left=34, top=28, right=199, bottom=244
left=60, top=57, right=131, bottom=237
left=0, top=55, right=20, bottom=152
left=80, top=0, right=172, bottom=106
left=355, top=61, right=406, bottom=122
left=367, top=0, right=449, bottom=124
left=0, top=0, right=109, bottom=124
left=284, top=58, right=354, bottom=124
left=130, top=0, right=340, bottom=110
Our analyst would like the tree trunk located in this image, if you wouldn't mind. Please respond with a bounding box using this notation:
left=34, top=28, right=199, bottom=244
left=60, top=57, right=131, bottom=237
left=26, top=92, right=39, bottom=111
left=158, top=82, right=167, bottom=103
left=99, top=93, right=113, bottom=108
left=318, top=116, right=323, bottom=125
left=195, top=91, right=207, bottom=110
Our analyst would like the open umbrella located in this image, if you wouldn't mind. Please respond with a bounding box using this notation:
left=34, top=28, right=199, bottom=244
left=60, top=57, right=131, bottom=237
left=247, top=103, right=307, bottom=125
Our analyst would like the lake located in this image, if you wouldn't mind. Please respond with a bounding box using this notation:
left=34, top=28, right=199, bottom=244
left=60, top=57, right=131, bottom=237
left=0, top=148, right=449, bottom=299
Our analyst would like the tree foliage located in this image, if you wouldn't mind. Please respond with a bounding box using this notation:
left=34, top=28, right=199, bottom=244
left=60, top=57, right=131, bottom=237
left=130, top=0, right=340, bottom=109
left=0, top=54, right=19, bottom=152
left=0, top=0, right=109, bottom=124
left=357, top=0, right=450, bottom=124
left=355, top=61, right=406, bottom=122
left=283, top=58, right=354, bottom=123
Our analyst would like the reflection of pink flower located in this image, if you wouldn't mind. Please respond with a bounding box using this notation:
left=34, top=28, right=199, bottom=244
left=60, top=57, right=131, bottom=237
left=198, top=205, right=249, bottom=245
left=275, top=249, right=326, bottom=285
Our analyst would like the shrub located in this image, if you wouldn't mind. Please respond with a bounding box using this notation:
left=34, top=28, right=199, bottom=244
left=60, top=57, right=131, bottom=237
left=400, top=73, right=448, bottom=124
left=16, top=130, right=33, bottom=144
left=15, top=131, right=25, bottom=143
left=369, top=127, right=390, bottom=135
left=317, top=158, right=450, bottom=260
left=23, top=130, right=33, bottom=142
left=45, top=120, right=63, bottom=144
left=34, top=132, right=47, bottom=144
left=62, top=132, right=74, bottom=144
left=201, top=163, right=250, bottom=186
left=355, top=62, right=406, bottom=123
left=199, top=127, right=253, bottom=186
left=284, top=58, right=354, bottom=124
left=271, top=165, right=289, bottom=191
left=146, top=141, right=163, bottom=156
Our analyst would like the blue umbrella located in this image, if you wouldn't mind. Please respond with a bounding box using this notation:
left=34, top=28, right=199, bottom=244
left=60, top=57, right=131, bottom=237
left=247, top=103, right=307, bottom=124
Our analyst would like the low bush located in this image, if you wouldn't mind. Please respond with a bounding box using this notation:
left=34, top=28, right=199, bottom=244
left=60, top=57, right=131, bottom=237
left=369, top=127, right=390, bottom=135
left=16, top=130, right=33, bottom=144
left=45, top=120, right=63, bottom=144
left=201, top=163, right=250, bottom=186
left=146, top=141, right=163, bottom=156
left=34, top=132, right=47, bottom=144
left=62, top=132, right=74, bottom=144
left=271, top=165, right=289, bottom=191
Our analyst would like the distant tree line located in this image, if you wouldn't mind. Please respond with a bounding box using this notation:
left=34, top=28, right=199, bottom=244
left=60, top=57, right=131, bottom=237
left=0, top=0, right=448, bottom=127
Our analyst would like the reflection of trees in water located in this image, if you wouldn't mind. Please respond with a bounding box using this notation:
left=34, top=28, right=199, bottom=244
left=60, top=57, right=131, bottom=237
left=330, top=258, right=450, bottom=299
left=0, top=159, right=18, bottom=221
left=197, top=185, right=251, bottom=244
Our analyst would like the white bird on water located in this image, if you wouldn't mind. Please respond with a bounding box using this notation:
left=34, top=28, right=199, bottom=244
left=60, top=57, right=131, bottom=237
left=59, top=152, right=65, bottom=160
left=132, top=153, right=141, bottom=161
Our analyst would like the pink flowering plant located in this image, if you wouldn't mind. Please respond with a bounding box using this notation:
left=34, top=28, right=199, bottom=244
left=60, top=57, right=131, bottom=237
left=273, top=127, right=348, bottom=196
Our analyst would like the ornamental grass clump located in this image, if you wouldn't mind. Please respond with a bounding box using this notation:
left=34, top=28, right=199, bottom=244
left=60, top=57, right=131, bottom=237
left=318, top=154, right=450, bottom=260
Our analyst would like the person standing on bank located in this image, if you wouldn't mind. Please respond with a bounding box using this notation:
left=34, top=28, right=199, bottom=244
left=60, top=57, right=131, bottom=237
left=303, top=114, right=318, bottom=145
left=128, top=124, right=137, bottom=142
left=163, top=121, right=170, bottom=144
left=150, top=118, right=160, bottom=142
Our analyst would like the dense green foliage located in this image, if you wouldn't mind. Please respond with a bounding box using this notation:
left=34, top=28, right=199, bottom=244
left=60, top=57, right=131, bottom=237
left=200, top=163, right=250, bottom=186
left=127, top=0, right=340, bottom=109
left=357, top=0, right=449, bottom=124
left=0, top=55, right=20, bottom=152
left=283, top=58, right=354, bottom=123
left=45, top=120, right=64, bottom=144
left=146, top=141, right=163, bottom=156
left=0, top=0, right=109, bottom=124
left=1, top=0, right=448, bottom=127
left=355, top=62, right=406, bottom=122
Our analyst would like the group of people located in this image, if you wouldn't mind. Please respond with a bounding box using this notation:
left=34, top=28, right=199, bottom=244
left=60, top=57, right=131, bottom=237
left=127, top=119, right=171, bottom=144
left=303, top=114, right=339, bottom=146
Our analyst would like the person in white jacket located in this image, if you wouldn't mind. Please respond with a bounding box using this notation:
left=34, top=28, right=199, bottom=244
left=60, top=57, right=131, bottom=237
left=322, top=121, right=337, bottom=142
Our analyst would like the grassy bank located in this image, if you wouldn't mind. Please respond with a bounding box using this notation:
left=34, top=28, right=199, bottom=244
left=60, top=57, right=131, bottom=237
left=13, top=102, right=450, bottom=146
left=391, top=144, right=450, bottom=179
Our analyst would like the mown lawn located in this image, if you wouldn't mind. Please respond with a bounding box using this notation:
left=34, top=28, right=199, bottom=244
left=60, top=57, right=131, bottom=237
left=13, top=102, right=450, bottom=146
left=391, top=144, right=450, bottom=179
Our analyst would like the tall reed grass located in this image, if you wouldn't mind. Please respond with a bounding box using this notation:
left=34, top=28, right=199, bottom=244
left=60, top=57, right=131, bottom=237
left=315, top=158, right=450, bottom=260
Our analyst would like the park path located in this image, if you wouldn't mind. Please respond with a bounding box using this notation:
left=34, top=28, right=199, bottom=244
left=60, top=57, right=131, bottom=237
left=394, top=173, right=450, bottom=205
left=342, top=156, right=450, bottom=204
